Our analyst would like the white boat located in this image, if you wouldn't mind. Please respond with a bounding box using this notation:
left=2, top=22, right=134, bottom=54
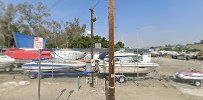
left=102, top=49, right=158, bottom=67
left=175, top=69, right=203, bottom=86
left=0, top=54, right=15, bottom=69
left=51, top=49, right=86, bottom=60
left=104, top=49, right=139, bottom=61
left=176, top=70, right=203, bottom=80
left=109, top=62, right=159, bottom=67
left=22, top=60, right=86, bottom=72
left=99, top=49, right=159, bottom=74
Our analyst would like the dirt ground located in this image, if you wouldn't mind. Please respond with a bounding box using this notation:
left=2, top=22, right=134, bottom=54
left=153, top=57, right=203, bottom=100
left=0, top=76, right=186, bottom=100
left=152, top=57, right=203, bottom=75
left=0, top=57, right=203, bottom=100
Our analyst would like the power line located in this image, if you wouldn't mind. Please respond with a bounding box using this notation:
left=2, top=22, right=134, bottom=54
left=50, top=0, right=61, bottom=10
left=91, top=0, right=101, bottom=9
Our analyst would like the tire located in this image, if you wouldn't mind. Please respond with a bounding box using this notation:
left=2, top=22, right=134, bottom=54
left=194, top=81, right=201, bottom=86
left=13, top=64, right=19, bottom=68
left=13, top=64, right=23, bottom=68
left=29, top=73, right=37, bottom=79
left=118, top=76, right=126, bottom=83
left=4, top=67, right=12, bottom=72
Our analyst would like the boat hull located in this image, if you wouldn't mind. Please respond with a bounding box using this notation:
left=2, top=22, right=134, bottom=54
left=0, top=62, right=13, bottom=69
left=176, top=71, right=203, bottom=80
left=22, top=61, right=86, bottom=72
left=100, top=61, right=159, bottom=67
left=0, top=55, right=15, bottom=69
left=99, top=62, right=158, bottom=74
left=52, top=49, right=86, bottom=60
left=4, top=48, right=52, bottom=60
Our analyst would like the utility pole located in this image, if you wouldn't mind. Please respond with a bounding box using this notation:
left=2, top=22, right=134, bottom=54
left=90, top=8, right=94, bottom=59
left=38, top=50, right=41, bottom=100
left=108, top=0, right=115, bottom=100
left=89, top=8, right=97, bottom=87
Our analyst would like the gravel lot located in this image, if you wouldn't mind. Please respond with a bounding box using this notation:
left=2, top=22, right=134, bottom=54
left=0, top=57, right=202, bottom=100
left=0, top=76, right=186, bottom=100
left=152, top=57, right=203, bottom=75
left=153, top=57, right=203, bottom=100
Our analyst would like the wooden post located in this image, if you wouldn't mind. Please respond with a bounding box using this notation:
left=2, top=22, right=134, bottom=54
left=108, top=0, right=115, bottom=100
left=38, top=49, right=41, bottom=100
left=89, top=8, right=94, bottom=87
left=90, top=8, right=94, bottom=59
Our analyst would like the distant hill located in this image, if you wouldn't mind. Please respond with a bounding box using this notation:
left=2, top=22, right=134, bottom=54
left=186, top=44, right=203, bottom=50
left=155, top=40, right=203, bottom=52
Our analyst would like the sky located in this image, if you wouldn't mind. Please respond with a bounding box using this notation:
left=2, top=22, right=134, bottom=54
left=2, top=0, right=203, bottom=48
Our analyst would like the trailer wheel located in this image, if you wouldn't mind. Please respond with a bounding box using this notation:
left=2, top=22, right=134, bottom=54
left=194, top=81, right=201, bottom=86
left=118, top=76, right=126, bottom=83
left=4, top=67, right=12, bottom=72
left=29, top=73, right=37, bottom=79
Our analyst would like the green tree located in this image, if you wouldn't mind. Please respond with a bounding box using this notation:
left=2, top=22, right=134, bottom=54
left=67, top=35, right=110, bottom=48
left=94, top=35, right=102, bottom=43
left=0, top=3, right=18, bottom=47
left=65, top=18, right=86, bottom=48
left=0, top=1, right=100, bottom=49
left=17, top=2, right=51, bottom=36
left=101, top=37, right=108, bottom=48
left=115, top=41, right=124, bottom=48
left=46, top=20, right=64, bottom=48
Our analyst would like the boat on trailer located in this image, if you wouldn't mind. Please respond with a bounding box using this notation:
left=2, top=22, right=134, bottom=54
left=0, top=54, right=15, bottom=71
left=175, top=69, right=203, bottom=86
left=3, top=48, right=52, bottom=60
left=101, top=49, right=159, bottom=68
left=98, top=50, right=159, bottom=83
left=22, top=60, right=86, bottom=72
left=51, top=49, right=86, bottom=60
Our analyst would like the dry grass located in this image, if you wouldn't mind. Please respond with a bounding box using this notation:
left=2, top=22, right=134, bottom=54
left=186, top=44, right=203, bottom=50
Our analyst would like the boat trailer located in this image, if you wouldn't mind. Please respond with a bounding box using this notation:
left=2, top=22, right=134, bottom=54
left=24, top=71, right=94, bottom=79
